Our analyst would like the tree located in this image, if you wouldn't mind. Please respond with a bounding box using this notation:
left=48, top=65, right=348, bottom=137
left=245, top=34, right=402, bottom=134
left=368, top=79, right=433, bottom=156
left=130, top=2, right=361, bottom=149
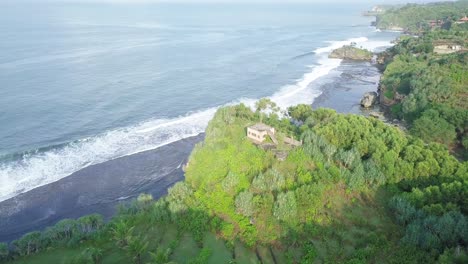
left=167, top=182, right=193, bottom=217
left=77, top=214, right=104, bottom=234
left=288, top=104, right=314, bottom=122
left=12, top=231, right=42, bottom=256
left=72, top=247, right=103, bottom=264
left=255, top=98, right=279, bottom=123
left=111, top=220, right=134, bottom=248
left=149, top=248, right=172, bottom=264
left=0, top=243, right=8, bottom=261
left=136, top=193, right=154, bottom=211
left=411, top=114, right=457, bottom=146
left=235, top=191, right=254, bottom=217
left=273, top=191, right=297, bottom=224
left=126, top=236, right=148, bottom=264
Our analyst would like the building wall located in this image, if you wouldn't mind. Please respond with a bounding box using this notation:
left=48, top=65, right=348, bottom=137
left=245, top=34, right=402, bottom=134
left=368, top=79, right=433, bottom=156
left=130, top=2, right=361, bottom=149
left=247, top=128, right=268, bottom=142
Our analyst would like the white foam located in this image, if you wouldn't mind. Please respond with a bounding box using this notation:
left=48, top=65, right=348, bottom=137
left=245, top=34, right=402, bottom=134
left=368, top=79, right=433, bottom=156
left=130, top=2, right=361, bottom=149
left=270, top=57, right=341, bottom=109
left=0, top=108, right=217, bottom=202
left=270, top=36, right=381, bottom=109
left=0, top=35, right=390, bottom=202
left=314, top=37, right=369, bottom=54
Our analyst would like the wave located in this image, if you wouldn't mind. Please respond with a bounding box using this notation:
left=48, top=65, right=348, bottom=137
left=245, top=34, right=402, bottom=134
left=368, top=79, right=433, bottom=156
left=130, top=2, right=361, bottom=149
left=0, top=35, right=389, bottom=203
left=0, top=109, right=217, bottom=202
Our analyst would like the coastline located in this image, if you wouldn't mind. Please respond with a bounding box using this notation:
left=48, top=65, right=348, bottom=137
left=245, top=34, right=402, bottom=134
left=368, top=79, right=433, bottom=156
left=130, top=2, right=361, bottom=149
left=312, top=59, right=384, bottom=116
left=0, top=33, right=399, bottom=244
left=0, top=57, right=389, bottom=243
left=0, top=134, right=204, bottom=243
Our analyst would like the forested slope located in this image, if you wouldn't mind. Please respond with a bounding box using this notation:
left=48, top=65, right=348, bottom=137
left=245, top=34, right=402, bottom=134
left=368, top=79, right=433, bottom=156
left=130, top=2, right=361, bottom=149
left=375, top=1, right=468, bottom=32
left=2, top=103, right=466, bottom=264
left=379, top=29, right=468, bottom=158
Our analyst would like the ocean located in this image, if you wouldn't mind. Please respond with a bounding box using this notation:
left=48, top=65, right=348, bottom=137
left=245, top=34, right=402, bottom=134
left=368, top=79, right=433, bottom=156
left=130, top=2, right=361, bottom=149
left=0, top=2, right=399, bottom=241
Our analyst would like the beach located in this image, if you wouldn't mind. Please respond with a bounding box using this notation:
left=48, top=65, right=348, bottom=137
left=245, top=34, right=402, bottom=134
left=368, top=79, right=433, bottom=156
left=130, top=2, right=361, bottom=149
left=0, top=2, right=400, bottom=243
left=313, top=60, right=383, bottom=114
left=0, top=134, right=203, bottom=242
left=0, top=57, right=389, bottom=242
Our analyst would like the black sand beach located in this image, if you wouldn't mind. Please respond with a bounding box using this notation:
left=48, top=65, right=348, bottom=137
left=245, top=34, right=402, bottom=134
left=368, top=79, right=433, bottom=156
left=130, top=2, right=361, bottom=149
left=0, top=59, right=385, bottom=244
left=313, top=60, right=382, bottom=115
left=0, top=134, right=204, bottom=243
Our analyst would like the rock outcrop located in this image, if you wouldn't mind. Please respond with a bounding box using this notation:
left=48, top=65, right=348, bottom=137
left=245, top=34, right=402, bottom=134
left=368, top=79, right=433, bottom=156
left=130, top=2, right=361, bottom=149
left=329, top=45, right=373, bottom=61
left=360, top=92, right=378, bottom=108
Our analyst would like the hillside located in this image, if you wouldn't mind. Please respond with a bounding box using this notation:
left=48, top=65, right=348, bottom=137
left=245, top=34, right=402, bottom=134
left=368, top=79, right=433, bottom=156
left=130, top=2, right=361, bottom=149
left=2, top=102, right=466, bottom=264
left=379, top=29, right=468, bottom=158
left=375, top=1, right=468, bottom=33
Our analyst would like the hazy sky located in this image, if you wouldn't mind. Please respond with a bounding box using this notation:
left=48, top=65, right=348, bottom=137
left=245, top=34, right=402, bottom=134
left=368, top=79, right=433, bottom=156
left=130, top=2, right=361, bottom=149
left=4, top=0, right=454, bottom=3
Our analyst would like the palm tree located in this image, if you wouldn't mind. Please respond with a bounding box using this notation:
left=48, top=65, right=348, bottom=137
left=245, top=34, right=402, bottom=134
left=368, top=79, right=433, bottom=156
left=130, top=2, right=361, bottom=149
left=111, top=220, right=134, bottom=248
left=148, top=248, right=172, bottom=264
left=126, top=236, right=148, bottom=264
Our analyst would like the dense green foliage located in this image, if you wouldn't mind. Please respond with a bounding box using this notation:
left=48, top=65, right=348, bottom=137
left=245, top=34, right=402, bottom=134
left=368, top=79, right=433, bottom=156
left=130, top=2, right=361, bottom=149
left=379, top=24, right=467, bottom=157
left=2, top=4, right=467, bottom=262
left=376, top=1, right=468, bottom=32
left=4, top=103, right=466, bottom=263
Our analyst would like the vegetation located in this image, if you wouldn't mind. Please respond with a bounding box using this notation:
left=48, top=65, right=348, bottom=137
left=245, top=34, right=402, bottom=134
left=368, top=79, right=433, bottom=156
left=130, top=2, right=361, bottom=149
left=376, top=1, right=468, bottom=32
left=2, top=3, right=467, bottom=263
left=329, top=45, right=373, bottom=61
left=376, top=3, right=467, bottom=158
left=2, top=102, right=466, bottom=263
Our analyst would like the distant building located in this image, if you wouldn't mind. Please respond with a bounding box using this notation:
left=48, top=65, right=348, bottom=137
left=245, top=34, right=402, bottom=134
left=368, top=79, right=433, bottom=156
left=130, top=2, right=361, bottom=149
left=433, top=41, right=464, bottom=54
left=455, top=16, right=468, bottom=24
left=247, top=124, right=276, bottom=144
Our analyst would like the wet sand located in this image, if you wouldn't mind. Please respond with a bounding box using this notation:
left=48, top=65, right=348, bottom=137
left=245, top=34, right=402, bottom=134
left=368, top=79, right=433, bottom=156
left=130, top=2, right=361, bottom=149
left=313, top=60, right=382, bottom=115
left=0, top=134, right=204, bottom=242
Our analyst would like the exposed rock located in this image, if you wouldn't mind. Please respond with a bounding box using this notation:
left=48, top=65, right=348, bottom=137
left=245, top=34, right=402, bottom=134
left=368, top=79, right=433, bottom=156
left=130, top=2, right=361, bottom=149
left=360, top=92, right=378, bottom=108
left=369, top=112, right=383, bottom=119
left=329, top=45, right=373, bottom=61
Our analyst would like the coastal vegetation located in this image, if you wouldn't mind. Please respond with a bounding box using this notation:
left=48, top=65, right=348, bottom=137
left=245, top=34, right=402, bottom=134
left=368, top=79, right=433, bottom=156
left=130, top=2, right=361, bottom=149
left=2, top=2, right=467, bottom=263
left=2, top=102, right=467, bottom=263
left=378, top=21, right=467, bottom=158
left=329, top=45, right=373, bottom=61
left=375, top=0, right=468, bottom=32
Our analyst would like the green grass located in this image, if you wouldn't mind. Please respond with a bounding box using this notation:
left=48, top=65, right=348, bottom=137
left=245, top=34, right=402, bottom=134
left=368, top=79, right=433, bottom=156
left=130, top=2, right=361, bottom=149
left=384, top=89, right=395, bottom=99
left=203, top=233, right=232, bottom=264
left=159, top=224, right=178, bottom=250
left=234, top=240, right=259, bottom=264
left=270, top=247, right=288, bottom=264
left=7, top=248, right=82, bottom=264
left=172, top=233, right=201, bottom=264
left=256, top=246, right=275, bottom=264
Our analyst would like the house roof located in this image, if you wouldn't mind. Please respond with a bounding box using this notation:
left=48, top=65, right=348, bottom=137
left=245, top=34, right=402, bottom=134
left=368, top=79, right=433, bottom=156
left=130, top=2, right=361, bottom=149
left=460, top=17, right=468, bottom=22
left=249, top=123, right=274, bottom=132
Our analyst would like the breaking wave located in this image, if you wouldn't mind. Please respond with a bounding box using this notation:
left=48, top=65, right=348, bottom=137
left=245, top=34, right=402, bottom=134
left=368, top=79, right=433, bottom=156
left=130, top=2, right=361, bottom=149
left=0, top=35, right=392, bottom=202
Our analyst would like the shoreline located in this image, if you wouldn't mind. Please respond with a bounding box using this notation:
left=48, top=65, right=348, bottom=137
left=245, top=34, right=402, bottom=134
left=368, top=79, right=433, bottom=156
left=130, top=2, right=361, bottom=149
left=312, top=59, right=384, bottom=116
left=0, top=35, right=398, bottom=244
left=0, top=134, right=204, bottom=243
left=0, top=55, right=390, bottom=244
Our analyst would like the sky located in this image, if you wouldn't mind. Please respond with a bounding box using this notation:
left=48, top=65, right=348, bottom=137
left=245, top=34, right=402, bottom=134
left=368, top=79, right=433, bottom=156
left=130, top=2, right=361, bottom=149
left=3, top=0, right=455, bottom=3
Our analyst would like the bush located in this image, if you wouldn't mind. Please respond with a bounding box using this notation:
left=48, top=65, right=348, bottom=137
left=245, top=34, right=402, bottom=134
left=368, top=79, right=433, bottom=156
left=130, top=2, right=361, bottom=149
left=0, top=243, right=9, bottom=261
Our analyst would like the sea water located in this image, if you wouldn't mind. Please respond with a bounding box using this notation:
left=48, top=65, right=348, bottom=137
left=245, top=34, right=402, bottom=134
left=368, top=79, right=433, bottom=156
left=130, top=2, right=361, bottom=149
left=0, top=2, right=399, bottom=202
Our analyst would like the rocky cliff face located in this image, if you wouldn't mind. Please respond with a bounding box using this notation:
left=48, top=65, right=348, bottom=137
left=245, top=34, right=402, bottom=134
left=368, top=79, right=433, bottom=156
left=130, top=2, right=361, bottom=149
left=329, top=45, right=373, bottom=61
